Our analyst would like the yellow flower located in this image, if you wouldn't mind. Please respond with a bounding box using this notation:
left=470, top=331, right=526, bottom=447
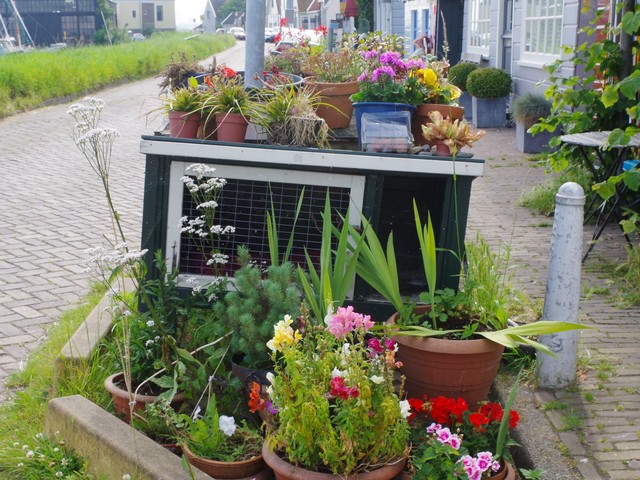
left=419, top=68, right=438, bottom=87
left=267, top=314, right=301, bottom=352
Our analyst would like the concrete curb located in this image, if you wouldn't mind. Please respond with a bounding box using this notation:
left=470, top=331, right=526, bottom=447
left=45, top=395, right=210, bottom=480
left=55, top=279, right=134, bottom=376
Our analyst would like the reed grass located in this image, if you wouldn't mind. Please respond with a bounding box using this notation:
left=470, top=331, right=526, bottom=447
left=0, top=32, right=234, bottom=117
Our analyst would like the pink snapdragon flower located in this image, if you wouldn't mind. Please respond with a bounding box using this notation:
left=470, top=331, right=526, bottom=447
left=328, top=306, right=374, bottom=339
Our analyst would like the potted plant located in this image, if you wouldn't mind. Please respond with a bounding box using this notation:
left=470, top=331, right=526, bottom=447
left=349, top=50, right=424, bottom=148
left=348, top=201, right=588, bottom=407
left=302, top=48, right=364, bottom=129
left=411, top=62, right=465, bottom=146
left=163, top=82, right=202, bottom=138
left=157, top=51, right=208, bottom=94
left=212, top=246, right=302, bottom=384
left=199, top=65, right=261, bottom=143
left=256, top=80, right=329, bottom=148
left=420, top=110, right=486, bottom=155
left=510, top=92, right=554, bottom=153
left=466, top=67, right=512, bottom=128
left=260, top=306, right=411, bottom=479
left=406, top=394, right=519, bottom=479
left=168, top=393, right=271, bottom=479
left=448, top=62, right=478, bottom=121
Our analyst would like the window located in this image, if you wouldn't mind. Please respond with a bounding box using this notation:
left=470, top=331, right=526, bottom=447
left=156, top=5, right=163, bottom=21
left=521, top=0, right=563, bottom=62
left=411, top=9, right=418, bottom=51
left=132, top=9, right=136, bottom=18
left=467, top=0, right=490, bottom=53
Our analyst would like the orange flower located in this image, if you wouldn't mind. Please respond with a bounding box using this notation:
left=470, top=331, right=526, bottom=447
left=248, top=381, right=265, bottom=413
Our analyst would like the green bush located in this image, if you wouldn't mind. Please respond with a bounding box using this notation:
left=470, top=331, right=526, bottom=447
left=510, top=92, right=552, bottom=128
left=466, top=67, right=512, bottom=98
left=448, top=62, right=478, bottom=91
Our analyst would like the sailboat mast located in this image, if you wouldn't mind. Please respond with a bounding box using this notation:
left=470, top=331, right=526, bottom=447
left=6, top=0, right=34, bottom=46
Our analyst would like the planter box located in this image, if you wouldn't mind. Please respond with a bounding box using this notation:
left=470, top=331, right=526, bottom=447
left=139, top=137, right=485, bottom=320
left=515, top=121, right=557, bottom=154
left=458, top=91, right=473, bottom=122
left=471, top=96, right=508, bottom=128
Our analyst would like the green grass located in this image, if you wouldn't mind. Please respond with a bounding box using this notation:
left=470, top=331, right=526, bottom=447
left=0, top=32, right=235, bottom=117
left=0, top=283, right=116, bottom=479
left=517, top=164, right=594, bottom=217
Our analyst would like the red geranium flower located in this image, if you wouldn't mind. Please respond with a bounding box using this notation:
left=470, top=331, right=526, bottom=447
left=509, top=410, right=520, bottom=429
left=480, top=402, right=504, bottom=422
left=469, top=412, right=489, bottom=431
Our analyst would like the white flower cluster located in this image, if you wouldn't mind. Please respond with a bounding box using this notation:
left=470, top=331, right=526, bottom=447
left=181, top=175, right=227, bottom=194
left=83, top=243, right=148, bottom=277
left=206, top=253, right=229, bottom=266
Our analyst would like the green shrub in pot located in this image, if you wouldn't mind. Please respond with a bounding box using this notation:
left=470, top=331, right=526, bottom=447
left=466, top=67, right=512, bottom=99
left=448, top=62, right=479, bottom=92
left=466, top=67, right=512, bottom=127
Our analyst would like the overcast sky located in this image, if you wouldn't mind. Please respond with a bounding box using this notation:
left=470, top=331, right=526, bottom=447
left=175, top=0, right=208, bottom=28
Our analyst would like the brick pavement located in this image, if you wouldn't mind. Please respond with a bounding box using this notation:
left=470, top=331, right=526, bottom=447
left=1, top=43, right=639, bottom=478
left=469, top=131, right=640, bottom=480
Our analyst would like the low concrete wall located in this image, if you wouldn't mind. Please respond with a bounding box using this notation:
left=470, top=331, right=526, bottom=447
left=45, top=395, right=210, bottom=480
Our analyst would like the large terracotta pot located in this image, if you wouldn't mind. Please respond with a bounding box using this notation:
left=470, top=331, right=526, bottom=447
left=104, top=372, right=187, bottom=424
left=168, top=110, right=200, bottom=138
left=388, top=307, right=504, bottom=409
left=412, top=103, right=465, bottom=146
left=215, top=112, right=249, bottom=143
left=262, top=441, right=407, bottom=480
left=182, top=443, right=271, bottom=480
left=305, top=78, right=359, bottom=129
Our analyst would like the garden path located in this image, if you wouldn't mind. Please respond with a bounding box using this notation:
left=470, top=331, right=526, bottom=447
left=0, top=40, right=638, bottom=480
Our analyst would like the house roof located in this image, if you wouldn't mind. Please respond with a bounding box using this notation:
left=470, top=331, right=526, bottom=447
left=298, top=0, right=319, bottom=14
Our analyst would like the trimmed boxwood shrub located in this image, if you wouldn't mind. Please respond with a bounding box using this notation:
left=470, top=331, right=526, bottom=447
left=466, top=67, right=512, bottom=98
left=448, top=62, right=479, bottom=91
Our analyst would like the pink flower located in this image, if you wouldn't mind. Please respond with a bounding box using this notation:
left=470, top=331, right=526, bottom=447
left=368, top=338, right=383, bottom=355
left=328, top=306, right=373, bottom=339
left=436, top=427, right=452, bottom=444
left=449, top=434, right=462, bottom=450
left=426, top=422, right=441, bottom=433
left=330, top=376, right=359, bottom=400
left=371, top=66, right=394, bottom=82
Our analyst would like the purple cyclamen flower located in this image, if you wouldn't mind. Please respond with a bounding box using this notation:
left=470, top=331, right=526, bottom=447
left=405, top=58, right=425, bottom=70
left=379, top=51, right=401, bottom=66
left=363, top=50, right=379, bottom=60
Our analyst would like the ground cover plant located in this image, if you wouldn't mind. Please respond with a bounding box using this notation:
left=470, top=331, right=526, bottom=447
left=0, top=285, right=113, bottom=479
left=0, top=32, right=234, bottom=117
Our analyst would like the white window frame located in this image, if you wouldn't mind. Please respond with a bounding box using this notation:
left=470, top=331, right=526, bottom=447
left=520, top=0, right=563, bottom=65
left=467, top=0, right=490, bottom=54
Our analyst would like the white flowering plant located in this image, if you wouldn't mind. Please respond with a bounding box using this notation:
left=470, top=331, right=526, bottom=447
left=1, top=431, right=88, bottom=479
left=179, top=163, right=235, bottom=300
left=262, top=306, right=410, bottom=475
left=163, top=392, right=263, bottom=463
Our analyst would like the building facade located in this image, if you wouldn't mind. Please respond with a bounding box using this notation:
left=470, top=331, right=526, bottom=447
left=112, top=0, right=176, bottom=33
left=0, top=0, right=108, bottom=46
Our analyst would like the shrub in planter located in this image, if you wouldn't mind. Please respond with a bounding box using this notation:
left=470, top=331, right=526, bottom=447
left=448, top=62, right=478, bottom=120
left=467, top=67, right=512, bottom=128
left=511, top=92, right=555, bottom=153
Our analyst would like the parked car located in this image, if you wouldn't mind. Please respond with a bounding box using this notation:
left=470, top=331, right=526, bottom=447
left=229, top=27, right=245, bottom=40
left=265, top=27, right=279, bottom=43
left=132, top=33, right=146, bottom=41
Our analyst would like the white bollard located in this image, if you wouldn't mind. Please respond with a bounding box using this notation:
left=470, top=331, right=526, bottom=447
left=536, top=182, right=585, bottom=388
left=244, top=0, right=266, bottom=90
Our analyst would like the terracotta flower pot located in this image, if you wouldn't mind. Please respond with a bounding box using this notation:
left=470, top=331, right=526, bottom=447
left=103, top=372, right=187, bottom=424
left=168, top=110, right=200, bottom=138
left=488, top=461, right=517, bottom=480
left=215, top=112, right=249, bottom=143
left=432, top=140, right=452, bottom=156
left=182, top=443, right=271, bottom=480
left=412, top=104, right=464, bottom=146
left=262, top=441, right=407, bottom=480
left=305, top=78, right=359, bottom=129
left=388, top=307, right=504, bottom=409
